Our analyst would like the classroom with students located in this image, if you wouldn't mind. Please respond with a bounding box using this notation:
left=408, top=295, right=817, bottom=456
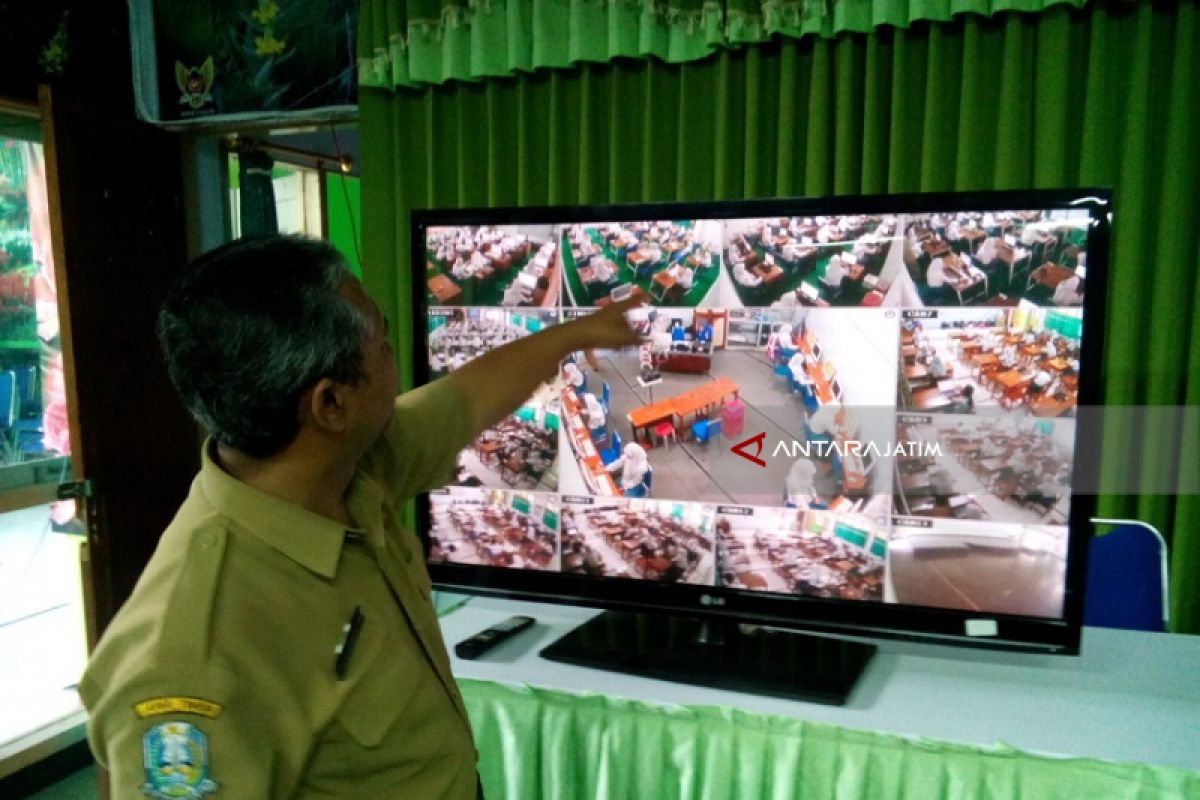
left=428, top=489, right=561, bottom=571
left=716, top=507, right=887, bottom=601
left=424, top=224, right=560, bottom=307
left=725, top=215, right=897, bottom=308
left=560, top=220, right=723, bottom=307
left=892, top=414, right=1074, bottom=525
left=428, top=307, right=559, bottom=376
left=899, top=210, right=1089, bottom=308
left=555, top=306, right=897, bottom=510
left=897, top=306, right=1082, bottom=416
left=559, top=498, right=716, bottom=584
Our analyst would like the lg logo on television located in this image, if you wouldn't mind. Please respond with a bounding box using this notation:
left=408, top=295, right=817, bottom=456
left=699, top=594, right=726, bottom=607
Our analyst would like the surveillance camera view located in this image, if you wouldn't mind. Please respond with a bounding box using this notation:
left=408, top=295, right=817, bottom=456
left=715, top=505, right=887, bottom=601
left=424, top=224, right=561, bottom=307
left=421, top=202, right=1092, bottom=620
left=559, top=496, right=716, bottom=584
left=431, top=308, right=563, bottom=492
left=428, top=488, right=561, bottom=571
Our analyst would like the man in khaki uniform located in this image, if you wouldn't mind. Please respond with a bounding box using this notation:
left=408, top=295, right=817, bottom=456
left=80, top=236, right=642, bottom=799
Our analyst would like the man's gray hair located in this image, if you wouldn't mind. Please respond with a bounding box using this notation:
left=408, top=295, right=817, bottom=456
left=158, top=235, right=373, bottom=457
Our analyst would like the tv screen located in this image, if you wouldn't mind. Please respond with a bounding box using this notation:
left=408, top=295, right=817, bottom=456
left=413, top=191, right=1108, bottom=657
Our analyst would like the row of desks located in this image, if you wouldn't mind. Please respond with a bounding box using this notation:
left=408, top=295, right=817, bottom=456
left=627, top=377, right=741, bottom=444
left=562, top=390, right=620, bottom=495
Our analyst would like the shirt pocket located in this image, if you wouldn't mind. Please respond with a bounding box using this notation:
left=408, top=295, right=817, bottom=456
left=334, top=615, right=422, bottom=748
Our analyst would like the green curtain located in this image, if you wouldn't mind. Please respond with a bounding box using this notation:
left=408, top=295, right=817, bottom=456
left=358, top=0, right=1089, bottom=88
left=360, top=0, right=1200, bottom=634
left=459, top=678, right=1199, bottom=799
left=326, top=173, right=363, bottom=278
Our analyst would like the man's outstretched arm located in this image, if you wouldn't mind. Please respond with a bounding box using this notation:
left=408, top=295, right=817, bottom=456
left=446, top=296, right=644, bottom=440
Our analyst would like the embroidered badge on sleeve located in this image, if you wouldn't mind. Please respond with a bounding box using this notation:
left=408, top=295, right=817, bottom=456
left=142, top=721, right=219, bottom=799
left=135, top=697, right=223, bottom=719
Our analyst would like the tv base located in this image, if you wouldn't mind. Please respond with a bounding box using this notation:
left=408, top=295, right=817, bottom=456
left=540, top=610, right=876, bottom=706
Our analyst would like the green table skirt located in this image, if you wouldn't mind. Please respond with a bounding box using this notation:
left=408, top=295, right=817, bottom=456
left=460, top=679, right=1199, bottom=800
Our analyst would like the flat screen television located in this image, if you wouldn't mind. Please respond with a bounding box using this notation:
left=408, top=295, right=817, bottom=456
left=413, top=190, right=1110, bottom=703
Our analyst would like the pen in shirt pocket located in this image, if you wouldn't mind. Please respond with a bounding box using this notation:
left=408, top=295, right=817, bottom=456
left=334, top=606, right=365, bottom=680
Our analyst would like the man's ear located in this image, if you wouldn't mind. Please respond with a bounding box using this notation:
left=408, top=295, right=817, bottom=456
left=306, top=377, right=349, bottom=433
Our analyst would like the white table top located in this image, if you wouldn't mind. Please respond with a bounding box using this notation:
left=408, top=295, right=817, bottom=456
left=441, top=595, right=1200, bottom=772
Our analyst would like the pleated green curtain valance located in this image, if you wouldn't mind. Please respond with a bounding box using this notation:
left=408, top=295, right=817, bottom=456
left=460, top=679, right=1200, bottom=799
left=358, top=0, right=1090, bottom=88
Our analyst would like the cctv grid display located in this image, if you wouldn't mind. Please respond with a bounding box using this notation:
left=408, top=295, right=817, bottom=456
left=418, top=202, right=1092, bottom=622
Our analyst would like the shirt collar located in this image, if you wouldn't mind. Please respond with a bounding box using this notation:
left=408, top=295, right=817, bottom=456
left=197, top=439, right=355, bottom=579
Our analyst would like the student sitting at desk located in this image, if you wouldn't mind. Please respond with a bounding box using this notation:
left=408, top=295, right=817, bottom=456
left=947, top=384, right=975, bottom=413
left=781, top=240, right=804, bottom=264
left=607, top=443, right=651, bottom=497
left=929, top=353, right=950, bottom=380
left=785, top=456, right=821, bottom=508
left=696, top=319, right=714, bottom=346
left=582, top=392, right=608, bottom=443
left=589, top=256, right=615, bottom=283
left=676, top=266, right=695, bottom=292
left=808, top=403, right=853, bottom=441
left=670, top=320, right=688, bottom=345
left=823, top=255, right=847, bottom=297
left=924, top=256, right=954, bottom=305
left=470, top=250, right=491, bottom=271
left=563, top=362, right=587, bottom=396
left=766, top=323, right=794, bottom=363
left=1028, top=368, right=1054, bottom=397
left=1053, top=275, right=1085, bottom=306
left=733, top=260, right=763, bottom=289
left=788, top=351, right=813, bottom=385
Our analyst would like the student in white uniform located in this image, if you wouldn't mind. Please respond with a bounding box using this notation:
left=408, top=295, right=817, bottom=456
left=583, top=392, right=608, bottom=441
left=785, top=457, right=818, bottom=507
left=788, top=351, right=810, bottom=383
left=1030, top=368, right=1054, bottom=396
left=929, top=353, right=949, bottom=380
left=823, top=255, right=846, bottom=294
left=592, top=258, right=615, bottom=283
left=766, top=323, right=794, bottom=363
left=563, top=362, right=587, bottom=395
left=677, top=266, right=695, bottom=291
left=733, top=261, right=762, bottom=288
left=1053, top=275, right=1084, bottom=306
left=607, top=443, right=651, bottom=497
left=926, top=257, right=950, bottom=290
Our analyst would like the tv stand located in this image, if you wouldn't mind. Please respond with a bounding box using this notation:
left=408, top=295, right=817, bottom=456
left=540, top=610, right=876, bottom=705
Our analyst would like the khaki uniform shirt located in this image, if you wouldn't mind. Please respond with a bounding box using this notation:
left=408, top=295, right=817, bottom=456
left=80, top=379, right=478, bottom=799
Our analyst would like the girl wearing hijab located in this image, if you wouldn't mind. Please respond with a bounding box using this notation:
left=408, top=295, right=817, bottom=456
left=562, top=361, right=587, bottom=396
left=607, top=443, right=651, bottom=497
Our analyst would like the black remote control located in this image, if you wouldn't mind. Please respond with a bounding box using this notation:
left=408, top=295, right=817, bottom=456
left=455, top=615, right=536, bottom=660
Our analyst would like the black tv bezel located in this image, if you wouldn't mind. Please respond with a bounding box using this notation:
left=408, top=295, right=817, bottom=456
left=410, top=188, right=1111, bottom=655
